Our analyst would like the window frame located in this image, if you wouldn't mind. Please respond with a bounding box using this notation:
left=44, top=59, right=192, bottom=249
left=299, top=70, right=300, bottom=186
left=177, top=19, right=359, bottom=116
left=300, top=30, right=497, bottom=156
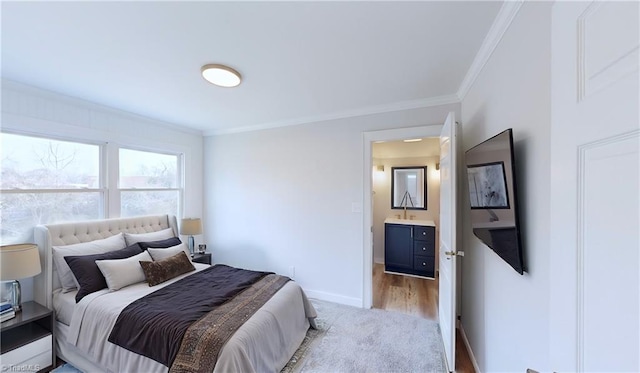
left=0, top=131, right=107, bottom=243
left=0, top=130, right=185, bottom=243
left=115, top=145, right=184, bottom=218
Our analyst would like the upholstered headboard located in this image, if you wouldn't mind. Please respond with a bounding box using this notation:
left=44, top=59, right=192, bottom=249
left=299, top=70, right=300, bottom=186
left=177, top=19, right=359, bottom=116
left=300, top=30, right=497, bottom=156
left=33, top=215, right=178, bottom=308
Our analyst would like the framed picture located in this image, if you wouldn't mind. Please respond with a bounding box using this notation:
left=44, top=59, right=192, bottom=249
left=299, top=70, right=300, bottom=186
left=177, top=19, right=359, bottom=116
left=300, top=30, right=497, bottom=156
left=467, top=161, right=510, bottom=209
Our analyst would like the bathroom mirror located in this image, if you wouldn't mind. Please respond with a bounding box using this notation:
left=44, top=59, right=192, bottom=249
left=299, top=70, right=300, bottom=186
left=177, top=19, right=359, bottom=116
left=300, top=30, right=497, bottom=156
left=391, top=166, right=427, bottom=210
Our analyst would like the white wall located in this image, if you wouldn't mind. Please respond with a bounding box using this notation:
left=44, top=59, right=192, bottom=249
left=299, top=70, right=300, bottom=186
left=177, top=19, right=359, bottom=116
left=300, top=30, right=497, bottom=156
left=204, top=103, right=459, bottom=306
left=459, top=2, right=551, bottom=372
left=372, top=155, right=441, bottom=263
left=1, top=80, right=204, bottom=301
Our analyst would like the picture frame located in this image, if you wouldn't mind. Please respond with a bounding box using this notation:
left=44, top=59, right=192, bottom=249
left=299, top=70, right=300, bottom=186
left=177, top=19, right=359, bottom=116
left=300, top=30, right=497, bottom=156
left=467, top=161, right=510, bottom=209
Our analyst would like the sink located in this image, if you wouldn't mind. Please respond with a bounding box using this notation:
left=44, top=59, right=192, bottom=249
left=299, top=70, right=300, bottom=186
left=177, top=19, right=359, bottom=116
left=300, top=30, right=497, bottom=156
left=384, top=218, right=435, bottom=227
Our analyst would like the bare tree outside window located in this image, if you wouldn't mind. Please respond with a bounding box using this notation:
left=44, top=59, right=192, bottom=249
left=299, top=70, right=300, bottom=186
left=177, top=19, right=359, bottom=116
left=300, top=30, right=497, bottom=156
left=0, top=133, right=101, bottom=244
left=0, top=134, right=183, bottom=244
left=119, top=148, right=179, bottom=217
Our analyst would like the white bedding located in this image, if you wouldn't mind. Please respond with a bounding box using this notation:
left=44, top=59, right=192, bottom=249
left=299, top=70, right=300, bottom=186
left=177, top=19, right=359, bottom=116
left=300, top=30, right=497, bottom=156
left=52, top=288, right=77, bottom=326
left=35, top=215, right=315, bottom=373
left=66, top=263, right=316, bottom=373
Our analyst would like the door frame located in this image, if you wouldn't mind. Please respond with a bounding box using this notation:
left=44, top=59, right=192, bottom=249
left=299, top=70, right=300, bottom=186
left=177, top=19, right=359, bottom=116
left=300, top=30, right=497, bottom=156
left=362, top=124, right=443, bottom=308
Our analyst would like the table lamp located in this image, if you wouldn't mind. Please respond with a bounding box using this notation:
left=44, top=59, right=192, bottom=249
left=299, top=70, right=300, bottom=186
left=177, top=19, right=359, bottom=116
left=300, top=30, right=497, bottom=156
left=180, top=218, right=202, bottom=256
left=0, top=244, right=42, bottom=312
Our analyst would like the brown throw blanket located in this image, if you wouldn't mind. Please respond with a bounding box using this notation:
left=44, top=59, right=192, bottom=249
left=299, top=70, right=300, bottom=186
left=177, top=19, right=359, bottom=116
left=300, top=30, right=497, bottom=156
left=108, top=265, right=290, bottom=370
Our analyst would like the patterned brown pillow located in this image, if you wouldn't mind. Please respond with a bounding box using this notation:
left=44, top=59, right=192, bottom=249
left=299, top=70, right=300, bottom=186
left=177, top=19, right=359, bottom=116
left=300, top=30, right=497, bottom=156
left=139, top=251, right=196, bottom=286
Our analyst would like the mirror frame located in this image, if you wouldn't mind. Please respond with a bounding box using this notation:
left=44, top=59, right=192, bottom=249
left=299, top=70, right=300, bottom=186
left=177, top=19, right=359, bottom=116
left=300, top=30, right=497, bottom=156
left=390, top=166, right=428, bottom=210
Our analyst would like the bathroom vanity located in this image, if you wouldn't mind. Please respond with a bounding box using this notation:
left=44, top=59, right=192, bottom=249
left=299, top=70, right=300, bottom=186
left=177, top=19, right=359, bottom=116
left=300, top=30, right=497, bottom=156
left=384, top=218, right=436, bottom=278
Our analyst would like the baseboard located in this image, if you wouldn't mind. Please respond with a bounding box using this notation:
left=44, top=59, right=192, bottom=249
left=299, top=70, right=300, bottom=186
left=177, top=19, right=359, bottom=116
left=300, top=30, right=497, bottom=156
left=303, top=289, right=362, bottom=307
left=459, top=323, right=481, bottom=373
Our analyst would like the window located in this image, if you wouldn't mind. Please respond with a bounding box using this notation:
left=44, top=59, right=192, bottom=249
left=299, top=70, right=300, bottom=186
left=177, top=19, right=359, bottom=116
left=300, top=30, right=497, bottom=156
left=0, top=132, right=185, bottom=244
left=119, top=148, right=180, bottom=217
left=0, top=133, right=103, bottom=244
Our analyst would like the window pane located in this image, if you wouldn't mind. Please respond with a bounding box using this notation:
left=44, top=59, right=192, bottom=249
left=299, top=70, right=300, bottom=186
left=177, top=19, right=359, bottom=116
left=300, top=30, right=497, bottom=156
left=119, top=149, right=178, bottom=188
left=0, top=133, right=100, bottom=189
left=0, top=192, right=101, bottom=244
left=121, top=190, right=178, bottom=217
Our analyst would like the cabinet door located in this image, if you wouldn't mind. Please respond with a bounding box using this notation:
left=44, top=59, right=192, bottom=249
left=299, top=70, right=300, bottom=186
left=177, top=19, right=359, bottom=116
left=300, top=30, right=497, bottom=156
left=384, top=224, right=413, bottom=270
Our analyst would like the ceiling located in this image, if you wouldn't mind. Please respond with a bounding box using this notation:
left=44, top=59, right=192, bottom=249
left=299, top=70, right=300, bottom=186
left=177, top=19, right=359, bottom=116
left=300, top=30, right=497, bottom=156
left=1, top=1, right=502, bottom=135
left=373, top=138, right=441, bottom=159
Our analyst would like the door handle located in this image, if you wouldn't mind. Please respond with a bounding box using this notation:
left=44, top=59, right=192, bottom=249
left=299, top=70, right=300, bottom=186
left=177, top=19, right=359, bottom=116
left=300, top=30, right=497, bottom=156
left=444, top=251, right=465, bottom=259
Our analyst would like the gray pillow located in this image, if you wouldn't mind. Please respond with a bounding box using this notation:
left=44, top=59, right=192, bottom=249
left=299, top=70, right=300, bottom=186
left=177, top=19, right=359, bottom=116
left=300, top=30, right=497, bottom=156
left=147, top=243, right=191, bottom=262
left=124, top=228, right=174, bottom=246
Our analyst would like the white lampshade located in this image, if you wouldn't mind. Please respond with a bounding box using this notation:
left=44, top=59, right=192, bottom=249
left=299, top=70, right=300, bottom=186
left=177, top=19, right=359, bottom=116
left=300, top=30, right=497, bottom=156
left=0, top=244, right=42, bottom=280
left=180, top=218, right=202, bottom=236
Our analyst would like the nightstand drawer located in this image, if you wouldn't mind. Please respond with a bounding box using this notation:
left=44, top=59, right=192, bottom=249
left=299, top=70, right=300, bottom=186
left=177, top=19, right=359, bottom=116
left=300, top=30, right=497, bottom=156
left=1, top=334, right=52, bottom=371
left=192, top=253, right=211, bottom=265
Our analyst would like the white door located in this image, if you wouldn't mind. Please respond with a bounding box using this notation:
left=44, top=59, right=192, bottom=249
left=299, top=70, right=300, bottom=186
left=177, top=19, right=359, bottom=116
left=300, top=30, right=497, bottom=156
left=439, top=112, right=458, bottom=371
left=550, top=2, right=639, bottom=371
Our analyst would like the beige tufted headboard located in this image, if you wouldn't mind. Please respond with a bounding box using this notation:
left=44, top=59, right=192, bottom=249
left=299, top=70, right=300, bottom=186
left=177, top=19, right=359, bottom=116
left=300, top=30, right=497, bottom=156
left=33, top=215, right=178, bottom=308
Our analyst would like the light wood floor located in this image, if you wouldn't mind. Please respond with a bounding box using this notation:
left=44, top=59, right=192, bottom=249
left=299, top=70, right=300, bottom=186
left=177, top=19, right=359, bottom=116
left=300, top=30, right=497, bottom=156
left=372, top=263, right=475, bottom=373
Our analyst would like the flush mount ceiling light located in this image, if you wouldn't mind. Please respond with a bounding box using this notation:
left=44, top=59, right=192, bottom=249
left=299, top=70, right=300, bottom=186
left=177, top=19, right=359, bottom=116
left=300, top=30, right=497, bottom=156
left=201, top=64, right=242, bottom=88
left=403, top=138, right=423, bottom=143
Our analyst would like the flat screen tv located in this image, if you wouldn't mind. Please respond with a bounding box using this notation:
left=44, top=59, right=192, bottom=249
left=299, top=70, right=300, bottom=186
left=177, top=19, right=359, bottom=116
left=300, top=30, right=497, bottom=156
left=465, top=128, right=525, bottom=274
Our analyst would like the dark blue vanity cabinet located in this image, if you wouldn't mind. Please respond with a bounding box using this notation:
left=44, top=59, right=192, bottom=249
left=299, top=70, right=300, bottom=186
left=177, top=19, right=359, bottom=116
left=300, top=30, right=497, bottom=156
left=384, top=222, right=436, bottom=278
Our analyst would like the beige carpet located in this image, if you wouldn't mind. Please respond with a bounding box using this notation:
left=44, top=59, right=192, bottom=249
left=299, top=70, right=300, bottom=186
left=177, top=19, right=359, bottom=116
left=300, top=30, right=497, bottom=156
left=281, top=299, right=447, bottom=373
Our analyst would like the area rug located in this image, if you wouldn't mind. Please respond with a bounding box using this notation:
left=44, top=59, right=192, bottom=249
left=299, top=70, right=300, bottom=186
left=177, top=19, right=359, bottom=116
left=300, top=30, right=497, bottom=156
left=51, top=364, right=82, bottom=373
left=282, top=299, right=447, bottom=373
left=53, top=299, right=447, bottom=373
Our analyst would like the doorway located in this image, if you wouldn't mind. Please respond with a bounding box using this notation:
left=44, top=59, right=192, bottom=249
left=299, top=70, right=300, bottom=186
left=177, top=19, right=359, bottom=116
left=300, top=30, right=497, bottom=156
left=362, top=125, right=442, bottom=308
left=370, top=137, right=441, bottom=315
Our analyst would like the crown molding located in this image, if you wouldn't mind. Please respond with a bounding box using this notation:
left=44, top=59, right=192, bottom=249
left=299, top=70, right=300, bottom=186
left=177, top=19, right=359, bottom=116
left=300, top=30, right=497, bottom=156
left=456, top=0, right=524, bottom=101
left=205, top=94, right=460, bottom=136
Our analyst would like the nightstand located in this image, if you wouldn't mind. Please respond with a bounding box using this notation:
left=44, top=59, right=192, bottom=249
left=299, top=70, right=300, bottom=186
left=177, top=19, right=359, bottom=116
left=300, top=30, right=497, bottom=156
left=192, top=252, right=212, bottom=265
left=0, top=301, right=54, bottom=373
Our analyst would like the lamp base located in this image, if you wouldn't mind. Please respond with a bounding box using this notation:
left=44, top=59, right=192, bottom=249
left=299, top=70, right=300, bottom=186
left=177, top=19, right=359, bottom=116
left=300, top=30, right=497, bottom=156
left=188, top=235, right=195, bottom=257
left=11, top=280, right=22, bottom=312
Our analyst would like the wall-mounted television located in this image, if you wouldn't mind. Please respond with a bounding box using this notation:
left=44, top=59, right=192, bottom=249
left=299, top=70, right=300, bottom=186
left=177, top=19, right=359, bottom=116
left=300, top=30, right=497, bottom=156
left=465, top=129, right=525, bottom=274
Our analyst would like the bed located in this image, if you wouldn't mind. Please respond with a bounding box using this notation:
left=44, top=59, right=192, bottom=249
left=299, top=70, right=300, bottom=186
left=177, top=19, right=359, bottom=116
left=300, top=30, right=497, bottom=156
left=33, top=215, right=316, bottom=373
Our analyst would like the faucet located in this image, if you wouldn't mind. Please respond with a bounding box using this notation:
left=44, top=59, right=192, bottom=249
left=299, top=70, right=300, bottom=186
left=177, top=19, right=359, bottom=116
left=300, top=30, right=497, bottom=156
left=400, top=190, right=414, bottom=219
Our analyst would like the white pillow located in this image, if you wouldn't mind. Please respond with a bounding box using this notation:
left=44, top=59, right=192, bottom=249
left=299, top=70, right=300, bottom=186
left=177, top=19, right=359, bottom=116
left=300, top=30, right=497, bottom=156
left=124, top=228, right=175, bottom=246
left=147, top=243, right=191, bottom=262
left=52, top=233, right=126, bottom=292
left=96, top=251, right=152, bottom=291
